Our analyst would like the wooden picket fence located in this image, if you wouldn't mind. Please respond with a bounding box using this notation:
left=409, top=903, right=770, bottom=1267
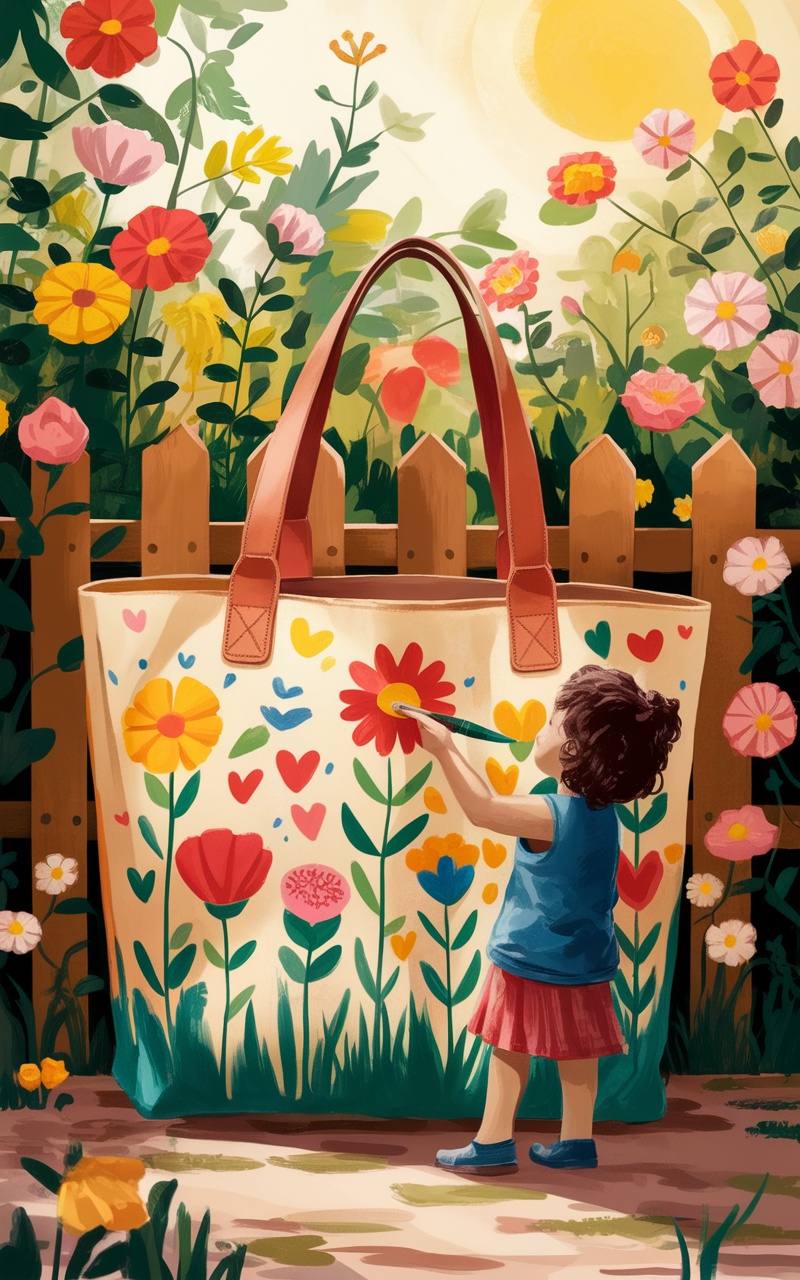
left=1, top=424, right=799, bottom=1061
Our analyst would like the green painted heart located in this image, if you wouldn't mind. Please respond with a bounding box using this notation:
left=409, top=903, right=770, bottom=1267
left=584, top=620, right=611, bottom=659
left=509, top=740, right=534, bottom=762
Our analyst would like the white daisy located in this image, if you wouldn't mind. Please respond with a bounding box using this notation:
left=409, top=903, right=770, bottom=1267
left=705, top=919, right=757, bottom=967
left=35, top=853, right=79, bottom=896
left=0, top=910, right=43, bottom=955
left=722, top=536, right=791, bottom=597
left=685, top=872, right=725, bottom=908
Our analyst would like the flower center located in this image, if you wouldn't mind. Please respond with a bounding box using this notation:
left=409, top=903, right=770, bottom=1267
left=491, top=266, right=522, bottom=295
left=715, top=300, right=738, bottom=319
left=51, top=867, right=63, bottom=879
left=778, top=360, right=794, bottom=376
left=755, top=713, right=773, bottom=731
left=724, top=933, right=737, bottom=948
left=562, top=162, right=605, bottom=195
left=72, top=288, right=97, bottom=308
left=377, top=682, right=422, bottom=717
left=751, top=556, right=768, bottom=570
left=735, top=70, right=751, bottom=86
left=147, top=237, right=171, bottom=257
left=9, top=921, right=23, bottom=935
left=156, top=713, right=186, bottom=738
left=700, top=881, right=711, bottom=893
left=658, top=134, right=672, bottom=147
left=649, top=388, right=677, bottom=404
left=99, top=18, right=123, bottom=33
left=727, top=822, right=750, bottom=840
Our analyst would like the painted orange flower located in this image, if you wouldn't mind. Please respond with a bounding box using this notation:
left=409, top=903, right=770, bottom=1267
left=339, top=642, right=455, bottom=756
left=122, top=677, right=222, bottom=773
left=709, top=40, right=779, bottom=112
left=362, top=336, right=461, bottom=422
left=406, top=832, right=479, bottom=874
left=548, top=152, right=616, bottom=206
left=61, top=0, right=157, bottom=79
left=57, top=1157, right=149, bottom=1236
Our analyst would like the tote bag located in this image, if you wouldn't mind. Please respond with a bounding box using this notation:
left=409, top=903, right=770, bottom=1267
left=80, top=237, right=710, bottom=1120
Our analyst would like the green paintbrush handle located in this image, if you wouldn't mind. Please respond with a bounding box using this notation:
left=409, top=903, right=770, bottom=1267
left=390, top=702, right=521, bottom=744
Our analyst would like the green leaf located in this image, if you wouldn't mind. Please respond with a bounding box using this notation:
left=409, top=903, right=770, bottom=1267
left=354, top=935, right=377, bottom=1000
left=19, top=1156, right=62, bottom=1193
left=759, top=184, right=789, bottom=204
left=99, top=84, right=142, bottom=109
left=174, top=771, right=201, bottom=818
left=54, top=896, right=96, bottom=916
left=613, top=968, right=635, bottom=1011
left=308, top=945, right=341, bottom=982
left=341, top=803, right=380, bottom=857
left=784, top=282, right=800, bottom=312
left=529, top=776, right=558, bottom=794
left=417, top=910, right=446, bottom=948
left=0, top=463, right=33, bottom=521
left=638, top=968, right=657, bottom=1013
left=452, top=950, right=482, bottom=1004
left=638, top=922, right=662, bottom=965
left=64, top=1225, right=107, bottom=1279
left=281, top=309, right=311, bottom=349
left=614, top=922, right=635, bottom=962
left=726, top=184, right=744, bottom=208
left=228, top=21, right=262, bottom=48
left=638, top=792, right=668, bottom=832
left=259, top=293, right=294, bottom=311
left=701, top=227, right=736, bottom=255
left=381, top=966, right=400, bottom=1000
left=20, top=15, right=80, bottom=98
left=353, top=757, right=387, bottom=803
left=170, top=922, right=192, bottom=950
left=167, top=944, right=196, bottom=988
left=739, top=622, right=783, bottom=674
left=91, top=525, right=127, bottom=559
left=0, top=103, right=49, bottom=141
left=335, top=342, right=371, bottom=394
left=228, top=725, right=270, bottom=758
left=133, top=380, right=178, bottom=412
left=226, top=985, right=255, bottom=1021
left=137, top=815, right=163, bottom=858
left=385, top=813, right=429, bottom=858
left=198, top=61, right=252, bottom=125
left=765, top=98, right=784, bottom=128
left=57, top=636, right=84, bottom=672
left=783, top=227, right=800, bottom=270
left=84, top=1241, right=130, bottom=1278
left=218, top=276, right=248, bottom=319
left=538, top=197, right=596, bottom=226
left=278, top=945, right=306, bottom=983
left=452, top=909, right=478, bottom=950
left=144, top=773, right=170, bottom=809
left=0, top=224, right=39, bottom=252
left=283, top=909, right=314, bottom=949
left=127, top=867, right=156, bottom=903
left=242, top=346, right=279, bottom=363
left=666, top=159, right=691, bottom=182
left=420, top=959, right=449, bottom=1005
left=727, top=145, right=746, bottom=174
left=383, top=915, right=405, bottom=937
left=230, top=940, right=257, bottom=970
left=451, top=243, right=492, bottom=268
left=729, top=876, right=764, bottom=897
left=0, top=282, right=36, bottom=311
left=73, top=974, right=104, bottom=997
left=197, top=402, right=234, bottom=424
left=496, top=323, right=521, bottom=343
left=774, top=866, right=798, bottom=899
left=134, top=940, right=164, bottom=996
left=391, top=760, right=433, bottom=806
left=203, top=938, right=225, bottom=968
left=786, top=136, right=800, bottom=171
left=202, top=362, right=239, bottom=383
left=462, top=229, right=516, bottom=250
left=0, top=582, right=33, bottom=631
left=350, top=861, right=379, bottom=913
left=669, top=347, right=713, bottom=380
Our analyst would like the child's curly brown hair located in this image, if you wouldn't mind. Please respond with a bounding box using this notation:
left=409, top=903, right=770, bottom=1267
left=554, top=665, right=682, bottom=810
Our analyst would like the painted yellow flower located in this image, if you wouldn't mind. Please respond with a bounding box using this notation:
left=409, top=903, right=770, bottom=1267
left=57, top=1157, right=149, bottom=1237
left=34, top=263, right=130, bottom=345
left=328, top=209, right=393, bottom=244
left=485, top=758, right=519, bottom=795
left=612, top=249, right=642, bottom=273
left=0, top=399, right=9, bottom=439
left=406, top=832, right=479, bottom=874
left=330, top=30, right=386, bottom=66
left=40, top=1057, right=70, bottom=1089
left=483, top=883, right=498, bottom=904
left=482, top=839, right=507, bottom=868
left=52, top=188, right=95, bottom=241
left=162, top=292, right=228, bottom=392
left=122, top=677, right=222, bottom=773
left=641, top=324, right=666, bottom=348
left=673, top=494, right=693, bottom=523
left=16, top=1063, right=41, bottom=1091
left=635, top=477, right=654, bottom=510
left=755, top=224, right=788, bottom=256
left=203, top=129, right=293, bottom=184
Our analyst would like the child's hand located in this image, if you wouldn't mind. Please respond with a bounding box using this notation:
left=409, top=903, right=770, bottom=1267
left=397, top=706, right=453, bottom=755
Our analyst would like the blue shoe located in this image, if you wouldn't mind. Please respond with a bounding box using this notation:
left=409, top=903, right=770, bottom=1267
left=529, top=1139, right=598, bottom=1169
left=436, top=1138, right=518, bottom=1174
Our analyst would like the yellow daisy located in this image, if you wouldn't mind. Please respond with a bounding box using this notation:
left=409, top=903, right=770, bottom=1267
left=673, top=494, right=693, bottom=523
left=122, top=676, right=222, bottom=773
left=34, top=262, right=130, bottom=345
left=635, top=477, right=654, bottom=510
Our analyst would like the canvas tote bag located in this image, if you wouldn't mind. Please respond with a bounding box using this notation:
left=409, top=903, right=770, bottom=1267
left=80, top=237, right=710, bottom=1121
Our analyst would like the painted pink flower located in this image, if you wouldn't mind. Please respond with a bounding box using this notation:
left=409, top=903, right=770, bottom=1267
left=18, top=396, right=89, bottom=465
left=619, top=367, right=704, bottom=432
left=722, top=683, right=797, bottom=758
left=281, top=864, right=350, bottom=924
left=72, top=122, right=165, bottom=187
left=704, top=805, right=779, bottom=862
left=684, top=272, right=769, bottom=351
left=268, top=203, right=325, bottom=256
left=723, top=535, right=791, bottom=596
left=747, top=329, right=800, bottom=409
left=705, top=919, right=756, bottom=967
left=479, top=250, right=539, bottom=311
left=634, top=108, right=696, bottom=170
left=547, top=152, right=616, bottom=205
left=362, top=335, right=461, bottom=421
left=561, top=296, right=583, bottom=318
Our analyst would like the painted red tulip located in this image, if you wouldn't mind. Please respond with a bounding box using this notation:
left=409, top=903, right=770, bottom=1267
left=175, top=829, right=272, bottom=906
left=617, top=849, right=663, bottom=911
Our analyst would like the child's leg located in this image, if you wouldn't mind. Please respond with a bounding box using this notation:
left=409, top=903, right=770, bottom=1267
left=557, top=1057, right=598, bottom=1141
left=475, top=1047, right=530, bottom=1143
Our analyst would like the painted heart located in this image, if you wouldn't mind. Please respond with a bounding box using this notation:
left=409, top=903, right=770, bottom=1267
left=276, top=749, right=320, bottom=793
left=114, top=812, right=129, bottom=826
left=617, top=849, right=664, bottom=911
left=228, top=770, right=263, bottom=804
left=390, top=931, right=417, bottom=960
left=320, top=656, right=336, bottom=671
left=178, top=652, right=195, bottom=669
left=584, top=620, right=611, bottom=659
left=290, top=617, right=333, bottom=658
left=485, top=758, right=519, bottom=795
left=223, top=673, right=237, bottom=689
left=626, top=629, right=664, bottom=663
left=123, top=608, right=146, bottom=633
left=482, top=838, right=508, bottom=869
left=273, top=676, right=304, bottom=699
left=261, top=705, right=313, bottom=732
left=291, top=802, right=326, bottom=840
left=493, top=699, right=547, bottom=744
left=678, top=625, right=693, bottom=639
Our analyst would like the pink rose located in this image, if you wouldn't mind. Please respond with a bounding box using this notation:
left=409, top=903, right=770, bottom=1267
left=479, top=250, right=539, bottom=311
left=18, top=397, right=89, bottom=465
left=619, top=367, right=705, bottom=432
left=268, top=204, right=325, bottom=256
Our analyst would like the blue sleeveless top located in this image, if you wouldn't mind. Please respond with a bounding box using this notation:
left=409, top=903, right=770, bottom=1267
left=486, top=792, right=622, bottom=985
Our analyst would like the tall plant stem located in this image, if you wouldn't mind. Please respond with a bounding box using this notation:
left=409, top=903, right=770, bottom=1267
left=318, top=64, right=360, bottom=205
left=373, top=757, right=393, bottom=1065
left=125, top=289, right=148, bottom=454
left=225, top=253, right=276, bottom=482
left=221, top=915, right=230, bottom=1093
left=167, top=41, right=198, bottom=210
left=688, top=155, right=784, bottom=311
left=7, top=54, right=49, bottom=282
left=608, top=199, right=714, bottom=270
left=163, top=773, right=176, bottom=1054
left=83, top=190, right=111, bottom=262
left=691, top=415, right=726, bottom=440
left=302, top=944, right=312, bottom=1093
left=444, top=904, right=453, bottom=1061
left=751, top=108, right=800, bottom=202
left=51, top=1222, right=63, bottom=1280
left=520, top=303, right=571, bottom=411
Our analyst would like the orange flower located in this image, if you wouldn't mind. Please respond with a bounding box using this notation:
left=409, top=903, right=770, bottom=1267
left=122, top=677, right=222, bottom=773
left=330, top=30, right=386, bottom=66
left=57, top=1157, right=149, bottom=1236
left=406, top=832, right=479, bottom=874
left=612, top=250, right=642, bottom=273
left=548, top=151, right=616, bottom=206
left=40, top=1058, right=70, bottom=1089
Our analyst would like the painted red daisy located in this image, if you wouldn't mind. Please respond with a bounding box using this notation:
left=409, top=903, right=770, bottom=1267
left=339, top=642, right=456, bottom=756
left=709, top=40, right=779, bottom=112
left=61, top=0, right=158, bottom=80
left=547, top=152, right=616, bottom=206
left=110, top=207, right=212, bottom=292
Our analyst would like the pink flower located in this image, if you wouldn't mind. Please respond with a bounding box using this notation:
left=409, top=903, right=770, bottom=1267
left=684, top=272, right=769, bottom=351
left=72, top=122, right=165, bottom=187
left=634, top=109, right=696, bottom=170
left=705, top=919, right=756, bottom=967
left=723, top=535, right=791, bottom=596
left=619, top=367, right=704, bottom=432
left=747, top=329, right=800, bottom=409
left=18, top=397, right=89, bottom=465
left=479, top=251, right=539, bottom=311
left=722, top=683, right=797, bottom=758
left=547, top=152, right=616, bottom=205
left=704, top=805, right=779, bottom=862
left=281, top=863, right=350, bottom=924
left=561, top=296, right=583, bottom=317
left=268, top=204, right=325, bottom=256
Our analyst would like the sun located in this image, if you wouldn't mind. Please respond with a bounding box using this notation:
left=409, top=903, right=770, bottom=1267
left=514, top=0, right=753, bottom=143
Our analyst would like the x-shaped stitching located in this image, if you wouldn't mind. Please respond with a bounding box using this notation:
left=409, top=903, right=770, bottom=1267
left=229, top=605, right=267, bottom=655
left=515, top=612, right=557, bottom=661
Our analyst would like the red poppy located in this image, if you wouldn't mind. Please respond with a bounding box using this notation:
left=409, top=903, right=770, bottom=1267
left=547, top=152, right=616, bottom=206
left=362, top=336, right=461, bottom=422
left=61, top=0, right=158, bottom=80
left=616, top=849, right=663, bottom=912
left=175, top=829, right=272, bottom=906
left=709, top=40, right=779, bottom=112
left=339, top=642, right=456, bottom=756
left=110, top=207, right=212, bottom=292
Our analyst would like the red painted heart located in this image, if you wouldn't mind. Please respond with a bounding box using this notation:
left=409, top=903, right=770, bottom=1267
left=228, top=770, right=263, bottom=804
left=114, top=812, right=129, bottom=826
left=276, top=749, right=320, bottom=793
left=617, top=849, right=663, bottom=911
left=678, top=625, right=693, bottom=639
left=626, top=629, right=664, bottom=663
left=291, top=802, right=326, bottom=840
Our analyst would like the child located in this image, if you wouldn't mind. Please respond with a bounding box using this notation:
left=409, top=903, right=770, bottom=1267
left=399, top=664, right=681, bottom=1173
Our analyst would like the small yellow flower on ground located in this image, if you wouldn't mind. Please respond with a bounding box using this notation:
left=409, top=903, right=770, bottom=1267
left=635, top=477, right=654, bottom=510
left=40, top=1058, right=70, bottom=1090
left=16, top=1063, right=42, bottom=1091
left=673, top=494, right=692, bottom=522
left=57, top=1156, right=149, bottom=1236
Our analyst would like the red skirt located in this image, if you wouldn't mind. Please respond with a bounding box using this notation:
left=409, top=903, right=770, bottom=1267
left=467, top=963, right=626, bottom=1060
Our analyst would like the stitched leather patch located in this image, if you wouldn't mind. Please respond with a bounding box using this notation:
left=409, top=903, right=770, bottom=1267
left=223, top=556, right=279, bottom=664
left=507, top=567, right=561, bottom=671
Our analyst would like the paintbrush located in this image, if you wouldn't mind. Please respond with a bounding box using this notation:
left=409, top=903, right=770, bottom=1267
left=390, top=702, right=526, bottom=744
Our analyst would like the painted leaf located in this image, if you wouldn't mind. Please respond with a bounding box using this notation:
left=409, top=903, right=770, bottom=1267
left=383, top=915, right=406, bottom=937
left=169, top=923, right=192, bottom=950
left=166, top=944, right=196, bottom=989
left=452, top=950, right=482, bottom=1004
left=385, top=813, right=429, bottom=857
left=613, top=968, right=635, bottom=1012
left=174, top=771, right=201, bottom=818
left=341, top=803, right=380, bottom=857
left=615, top=803, right=639, bottom=832
left=20, top=1156, right=62, bottom=1193
left=353, top=757, right=386, bottom=804
left=614, top=922, right=635, bottom=962
left=278, top=945, right=305, bottom=983
left=452, top=909, right=478, bottom=950
left=283, top=909, right=314, bottom=949
left=420, top=959, right=449, bottom=1005
left=350, top=861, right=379, bottom=914
left=144, top=773, right=170, bottom=809
left=639, top=793, right=668, bottom=832
left=381, top=966, right=400, bottom=999
left=354, top=936, right=376, bottom=1000
left=391, top=760, right=433, bottom=807
left=203, top=939, right=225, bottom=968
left=226, top=985, right=255, bottom=1022
left=638, top=923, right=662, bottom=965
left=638, top=969, right=657, bottom=1014
left=308, top=945, right=342, bottom=982
left=127, top=867, right=155, bottom=904
left=417, top=910, right=446, bottom=949
left=134, top=941, right=164, bottom=996
left=137, top=815, right=163, bottom=858
left=539, top=197, right=596, bottom=226
left=310, top=916, right=340, bottom=948
left=230, top=940, right=257, bottom=970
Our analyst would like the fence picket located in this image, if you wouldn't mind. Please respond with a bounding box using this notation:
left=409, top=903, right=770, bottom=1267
left=397, top=433, right=466, bottom=575
left=247, top=437, right=345, bottom=575
left=568, top=436, right=635, bottom=586
left=141, top=425, right=210, bottom=575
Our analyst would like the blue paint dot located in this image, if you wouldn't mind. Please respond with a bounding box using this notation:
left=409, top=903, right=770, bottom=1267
left=108, top=670, right=118, bottom=685
left=138, top=659, right=148, bottom=670
left=680, top=680, right=686, bottom=691
left=273, top=817, right=282, bottom=827
left=284, top=835, right=289, bottom=842
left=223, top=673, right=236, bottom=689
left=464, top=676, right=475, bottom=687
left=325, top=762, right=334, bottom=774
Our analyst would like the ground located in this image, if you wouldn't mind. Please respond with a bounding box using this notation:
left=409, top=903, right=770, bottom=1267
left=2, top=1075, right=800, bottom=1279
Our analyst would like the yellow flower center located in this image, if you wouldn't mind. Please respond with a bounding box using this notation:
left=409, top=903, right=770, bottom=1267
left=641, top=324, right=666, bottom=347
left=727, top=822, right=749, bottom=840
left=562, top=162, right=606, bottom=196
left=755, top=713, right=773, bottom=731
left=51, top=867, right=63, bottom=879
left=751, top=556, right=768, bottom=570
left=156, top=713, right=186, bottom=739
left=735, top=70, right=751, bottom=86
left=649, top=388, right=677, bottom=404
left=99, top=18, right=123, bottom=34
left=658, top=135, right=672, bottom=147
left=724, top=933, right=737, bottom=948
left=491, top=266, right=523, bottom=295
left=9, top=920, right=23, bottom=935
left=72, top=288, right=97, bottom=308
left=147, top=237, right=171, bottom=257
left=778, top=360, right=794, bottom=376
left=700, top=881, right=711, bottom=894
left=377, top=683, right=421, bottom=717
left=715, top=300, right=738, bottom=319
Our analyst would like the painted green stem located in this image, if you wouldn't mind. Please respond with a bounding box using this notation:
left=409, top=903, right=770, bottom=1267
left=167, top=41, right=198, bottom=210
left=751, top=107, right=800, bottom=202
left=221, top=915, right=230, bottom=1092
left=520, top=302, right=571, bottom=411
left=630, top=911, right=640, bottom=1069
left=608, top=198, right=714, bottom=271
left=302, top=943, right=312, bottom=1093
left=688, top=154, right=783, bottom=311
left=226, top=253, right=276, bottom=481
left=318, top=63, right=362, bottom=206
left=163, top=773, right=176, bottom=1054
left=690, top=415, right=726, bottom=440
left=125, top=288, right=148, bottom=453
left=444, top=904, right=453, bottom=1061
left=373, top=756, right=393, bottom=1064
left=51, top=1222, right=63, bottom=1280
left=83, top=190, right=111, bottom=262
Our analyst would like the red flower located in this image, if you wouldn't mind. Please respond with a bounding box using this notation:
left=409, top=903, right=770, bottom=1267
left=709, top=40, right=779, bottom=112
left=547, top=152, right=616, bottom=206
left=339, top=642, right=456, bottom=756
left=362, top=336, right=461, bottom=423
left=110, top=207, right=212, bottom=292
left=616, top=850, right=663, bottom=911
left=175, top=829, right=272, bottom=906
left=61, top=0, right=157, bottom=80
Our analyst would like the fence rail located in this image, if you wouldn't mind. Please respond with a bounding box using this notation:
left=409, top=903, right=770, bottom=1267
left=1, top=424, right=797, bottom=1062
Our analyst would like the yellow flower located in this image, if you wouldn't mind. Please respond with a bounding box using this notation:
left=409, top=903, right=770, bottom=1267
left=635, top=477, right=654, bottom=510
left=40, top=1057, right=70, bottom=1090
left=481, top=839, right=507, bottom=868
left=57, top=1156, right=149, bottom=1237
left=203, top=130, right=293, bottom=185
left=755, top=224, right=788, bottom=256
left=485, top=758, right=518, bottom=795
left=641, top=324, right=666, bottom=348
left=330, top=31, right=386, bottom=66
left=16, top=1063, right=42, bottom=1092
left=483, top=883, right=498, bottom=904
left=673, top=494, right=692, bottom=523
left=328, top=209, right=393, bottom=244
left=34, top=263, right=130, bottom=345
left=406, top=832, right=479, bottom=874
left=122, top=677, right=222, bottom=773
left=52, top=188, right=96, bottom=241
left=0, top=399, right=8, bottom=439
left=612, top=249, right=642, bottom=273
left=162, top=292, right=228, bottom=392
